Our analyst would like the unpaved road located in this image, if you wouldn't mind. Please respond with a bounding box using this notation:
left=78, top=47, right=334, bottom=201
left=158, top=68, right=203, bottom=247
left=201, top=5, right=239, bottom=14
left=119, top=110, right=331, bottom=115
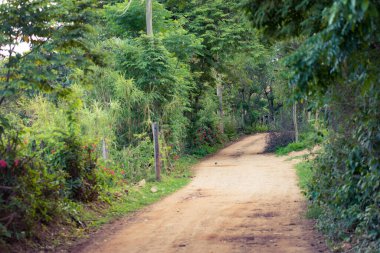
left=76, top=134, right=328, bottom=253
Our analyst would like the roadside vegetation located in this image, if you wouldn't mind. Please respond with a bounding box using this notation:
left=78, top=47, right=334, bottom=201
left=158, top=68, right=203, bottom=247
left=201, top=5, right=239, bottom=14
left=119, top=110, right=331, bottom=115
left=275, top=131, right=323, bottom=156
left=1, top=0, right=379, bottom=252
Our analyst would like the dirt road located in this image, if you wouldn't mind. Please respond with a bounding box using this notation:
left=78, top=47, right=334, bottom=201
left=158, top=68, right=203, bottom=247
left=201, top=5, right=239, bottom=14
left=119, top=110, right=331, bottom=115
left=76, top=134, right=327, bottom=253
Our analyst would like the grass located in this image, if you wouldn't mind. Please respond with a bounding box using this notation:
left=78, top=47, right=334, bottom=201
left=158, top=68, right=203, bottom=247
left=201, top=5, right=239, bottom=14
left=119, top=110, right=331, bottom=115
left=82, top=154, right=200, bottom=229
left=87, top=175, right=191, bottom=228
left=294, top=161, right=323, bottom=219
left=276, top=141, right=310, bottom=156
left=295, top=161, right=313, bottom=191
left=275, top=131, right=323, bottom=156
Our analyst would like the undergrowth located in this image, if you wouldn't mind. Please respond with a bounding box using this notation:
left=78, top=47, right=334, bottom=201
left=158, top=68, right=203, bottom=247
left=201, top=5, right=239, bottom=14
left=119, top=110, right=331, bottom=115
left=275, top=131, right=323, bottom=156
left=1, top=146, right=216, bottom=252
left=295, top=161, right=313, bottom=192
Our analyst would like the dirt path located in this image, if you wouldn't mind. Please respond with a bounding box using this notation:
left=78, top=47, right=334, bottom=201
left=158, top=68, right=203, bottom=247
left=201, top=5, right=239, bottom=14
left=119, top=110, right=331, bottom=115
left=75, top=134, right=328, bottom=253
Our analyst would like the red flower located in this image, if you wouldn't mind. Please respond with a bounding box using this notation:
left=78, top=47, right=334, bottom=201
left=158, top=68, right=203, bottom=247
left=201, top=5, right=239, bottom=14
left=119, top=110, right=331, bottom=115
left=51, top=150, right=56, bottom=154
left=0, top=160, right=8, bottom=168
left=109, top=170, right=115, bottom=175
left=121, top=171, right=125, bottom=175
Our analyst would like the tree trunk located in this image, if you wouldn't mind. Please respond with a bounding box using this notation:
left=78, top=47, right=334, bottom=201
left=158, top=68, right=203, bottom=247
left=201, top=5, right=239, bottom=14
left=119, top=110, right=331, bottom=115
left=315, top=109, right=320, bottom=129
left=152, top=122, right=161, bottom=181
left=217, top=83, right=224, bottom=133
left=146, top=0, right=153, bottom=36
left=264, top=86, right=275, bottom=126
left=293, top=102, right=299, bottom=142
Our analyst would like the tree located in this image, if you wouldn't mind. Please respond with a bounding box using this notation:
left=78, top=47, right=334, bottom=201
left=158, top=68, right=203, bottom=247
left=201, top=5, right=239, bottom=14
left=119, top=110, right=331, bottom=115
left=176, top=0, right=260, bottom=136
left=0, top=0, right=99, bottom=109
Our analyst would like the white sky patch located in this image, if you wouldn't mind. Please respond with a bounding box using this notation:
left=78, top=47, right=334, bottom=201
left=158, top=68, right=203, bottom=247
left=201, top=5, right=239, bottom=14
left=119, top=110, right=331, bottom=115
left=0, top=42, right=31, bottom=59
left=14, top=42, right=30, bottom=53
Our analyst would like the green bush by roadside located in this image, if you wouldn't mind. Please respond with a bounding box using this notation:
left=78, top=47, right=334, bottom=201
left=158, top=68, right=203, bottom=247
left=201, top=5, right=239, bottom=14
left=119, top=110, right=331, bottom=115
left=275, top=131, right=323, bottom=156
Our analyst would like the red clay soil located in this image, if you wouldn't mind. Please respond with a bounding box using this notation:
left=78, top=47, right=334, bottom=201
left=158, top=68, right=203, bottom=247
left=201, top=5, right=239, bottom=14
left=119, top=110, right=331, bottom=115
left=72, top=134, right=329, bottom=253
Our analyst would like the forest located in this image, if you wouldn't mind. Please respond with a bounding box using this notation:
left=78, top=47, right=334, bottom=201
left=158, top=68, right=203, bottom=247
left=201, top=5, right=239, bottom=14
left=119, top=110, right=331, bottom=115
left=0, top=0, right=379, bottom=252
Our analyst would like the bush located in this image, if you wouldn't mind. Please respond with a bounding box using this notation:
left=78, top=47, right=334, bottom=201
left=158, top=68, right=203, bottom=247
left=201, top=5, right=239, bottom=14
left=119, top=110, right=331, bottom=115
left=192, top=126, right=225, bottom=148
left=0, top=109, right=101, bottom=245
left=223, top=117, right=239, bottom=139
left=273, top=130, right=323, bottom=156
left=110, top=135, right=155, bottom=183
left=264, top=131, right=294, bottom=153
left=0, top=128, right=66, bottom=244
left=49, top=132, right=99, bottom=202
left=294, top=161, right=316, bottom=193
left=308, top=114, right=380, bottom=250
left=191, top=144, right=219, bottom=158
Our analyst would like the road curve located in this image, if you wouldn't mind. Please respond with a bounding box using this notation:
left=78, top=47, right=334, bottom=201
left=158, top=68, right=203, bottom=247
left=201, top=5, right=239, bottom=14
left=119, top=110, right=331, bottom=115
left=75, top=134, right=327, bottom=253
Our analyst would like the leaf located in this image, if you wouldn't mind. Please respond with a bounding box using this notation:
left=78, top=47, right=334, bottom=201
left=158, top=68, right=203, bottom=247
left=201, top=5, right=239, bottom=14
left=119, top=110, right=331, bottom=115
left=361, top=78, right=372, bottom=96
left=361, top=0, right=369, bottom=12
left=328, top=3, right=338, bottom=25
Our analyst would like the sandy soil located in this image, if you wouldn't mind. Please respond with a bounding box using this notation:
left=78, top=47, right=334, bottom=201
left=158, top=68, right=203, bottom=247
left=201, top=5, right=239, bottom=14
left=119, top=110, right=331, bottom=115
left=74, top=134, right=328, bottom=253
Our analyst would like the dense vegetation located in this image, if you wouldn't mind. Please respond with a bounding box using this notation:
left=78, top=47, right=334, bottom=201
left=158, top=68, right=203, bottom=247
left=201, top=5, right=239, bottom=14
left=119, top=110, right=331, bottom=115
left=0, top=0, right=378, bottom=252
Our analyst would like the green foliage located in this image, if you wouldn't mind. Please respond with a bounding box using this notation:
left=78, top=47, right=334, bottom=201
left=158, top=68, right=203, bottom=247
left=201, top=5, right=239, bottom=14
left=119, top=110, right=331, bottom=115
left=185, top=0, right=255, bottom=61
left=249, top=125, right=269, bottom=133
left=105, top=0, right=174, bottom=37
left=295, top=161, right=314, bottom=193
left=275, top=131, right=322, bottom=156
left=114, top=135, right=155, bottom=182
left=309, top=100, right=380, bottom=249
left=83, top=173, right=191, bottom=229
left=276, top=142, right=309, bottom=156
left=161, top=29, right=203, bottom=63
left=50, top=133, right=99, bottom=202
left=164, top=0, right=273, bottom=144
left=0, top=125, right=66, bottom=243
left=243, top=0, right=380, bottom=98
left=120, top=36, right=177, bottom=106
left=0, top=0, right=99, bottom=106
left=190, top=144, right=219, bottom=158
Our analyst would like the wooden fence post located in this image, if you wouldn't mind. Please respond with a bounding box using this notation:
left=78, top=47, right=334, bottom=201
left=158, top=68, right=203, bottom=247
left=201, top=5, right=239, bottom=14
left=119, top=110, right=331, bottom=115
left=152, top=122, right=161, bottom=181
left=102, top=138, right=108, bottom=160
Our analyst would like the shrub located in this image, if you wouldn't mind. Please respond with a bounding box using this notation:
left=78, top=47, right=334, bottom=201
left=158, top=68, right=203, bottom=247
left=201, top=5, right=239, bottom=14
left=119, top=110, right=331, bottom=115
left=308, top=113, right=380, bottom=250
left=273, top=130, right=324, bottom=155
left=111, top=135, right=155, bottom=183
left=49, top=133, right=99, bottom=202
left=264, top=131, right=294, bottom=153
left=0, top=127, right=66, bottom=244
